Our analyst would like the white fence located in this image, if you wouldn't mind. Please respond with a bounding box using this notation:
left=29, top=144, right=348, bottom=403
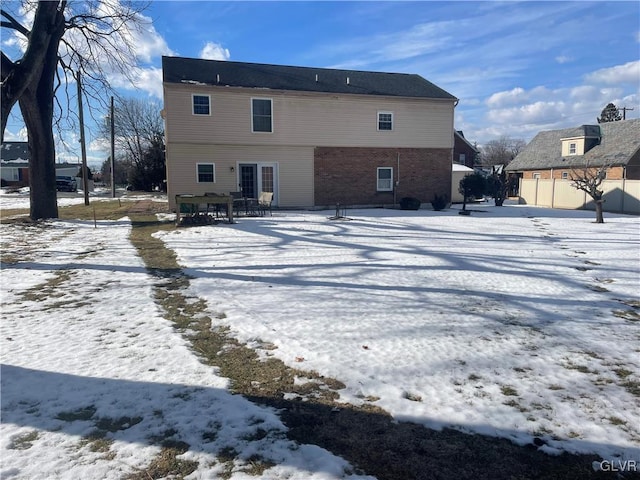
left=519, top=178, right=640, bottom=215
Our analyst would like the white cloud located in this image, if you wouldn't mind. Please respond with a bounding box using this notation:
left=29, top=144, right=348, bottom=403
left=108, top=66, right=163, bottom=99
left=199, top=42, right=230, bottom=61
left=584, top=60, right=640, bottom=85
left=486, top=87, right=527, bottom=108
left=555, top=55, right=573, bottom=64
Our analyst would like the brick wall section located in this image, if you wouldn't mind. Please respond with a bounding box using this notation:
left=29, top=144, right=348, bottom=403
left=314, top=147, right=452, bottom=207
left=522, top=166, right=626, bottom=180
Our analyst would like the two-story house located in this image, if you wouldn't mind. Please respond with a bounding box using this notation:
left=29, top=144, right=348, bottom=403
left=161, top=57, right=458, bottom=210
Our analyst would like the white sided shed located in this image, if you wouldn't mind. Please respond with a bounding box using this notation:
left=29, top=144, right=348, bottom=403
left=451, top=163, right=474, bottom=203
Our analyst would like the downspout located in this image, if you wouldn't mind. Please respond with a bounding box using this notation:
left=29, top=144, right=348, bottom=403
left=395, top=152, right=400, bottom=207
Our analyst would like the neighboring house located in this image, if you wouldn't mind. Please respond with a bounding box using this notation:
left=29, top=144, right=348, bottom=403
left=453, top=130, right=478, bottom=169
left=506, top=119, right=640, bottom=213
left=161, top=57, right=458, bottom=210
left=506, top=119, right=640, bottom=180
left=1, top=142, right=30, bottom=187
left=1, top=141, right=90, bottom=190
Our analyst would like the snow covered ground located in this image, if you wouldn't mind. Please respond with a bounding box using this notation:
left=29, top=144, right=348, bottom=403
left=1, top=193, right=639, bottom=478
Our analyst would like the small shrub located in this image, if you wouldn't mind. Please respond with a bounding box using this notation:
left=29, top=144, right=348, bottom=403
left=399, top=197, right=421, bottom=210
left=431, top=194, right=448, bottom=211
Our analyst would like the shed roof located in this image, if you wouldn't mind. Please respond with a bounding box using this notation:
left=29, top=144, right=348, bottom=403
left=162, top=56, right=457, bottom=101
left=506, top=119, right=640, bottom=171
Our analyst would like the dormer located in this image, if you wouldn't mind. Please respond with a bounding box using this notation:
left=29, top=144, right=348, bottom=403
left=561, top=125, right=601, bottom=156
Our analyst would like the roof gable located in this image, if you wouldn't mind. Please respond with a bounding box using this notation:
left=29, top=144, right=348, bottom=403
left=506, top=119, right=640, bottom=171
left=162, top=56, right=457, bottom=101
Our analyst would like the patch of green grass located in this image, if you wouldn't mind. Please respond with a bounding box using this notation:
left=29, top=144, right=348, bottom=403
left=563, top=362, right=596, bottom=374
left=500, top=385, right=519, bottom=397
left=608, top=416, right=626, bottom=426
left=402, top=391, right=423, bottom=402
left=56, top=405, right=97, bottom=422
left=613, top=309, right=640, bottom=321
left=503, top=399, right=528, bottom=412
left=8, top=431, right=39, bottom=450
left=622, top=379, right=640, bottom=397
left=124, top=444, right=198, bottom=480
left=94, top=416, right=143, bottom=432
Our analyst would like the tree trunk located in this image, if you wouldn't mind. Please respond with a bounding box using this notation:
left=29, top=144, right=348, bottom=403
left=594, top=199, right=604, bottom=224
left=1, top=1, right=62, bottom=141
left=18, top=5, right=65, bottom=220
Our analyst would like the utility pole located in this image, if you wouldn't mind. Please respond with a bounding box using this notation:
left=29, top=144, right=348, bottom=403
left=76, top=71, right=90, bottom=206
left=110, top=96, right=115, bottom=198
left=621, top=106, right=634, bottom=120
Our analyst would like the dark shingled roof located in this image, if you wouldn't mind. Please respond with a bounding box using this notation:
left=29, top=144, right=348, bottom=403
left=1, top=142, right=29, bottom=164
left=506, top=119, right=640, bottom=171
left=162, top=56, right=457, bottom=101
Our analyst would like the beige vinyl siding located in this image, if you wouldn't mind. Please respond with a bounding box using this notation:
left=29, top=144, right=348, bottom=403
left=164, top=84, right=454, bottom=149
left=166, top=143, right=313, bottom=209
left=561, top=138, right=587, bottom=156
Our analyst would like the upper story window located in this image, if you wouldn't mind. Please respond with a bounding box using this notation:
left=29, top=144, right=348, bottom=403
left=252, top=98, right=273, bottom=132
left=569, top=143, right=576, bottom=155
left=562, top=172, right=568, bottom=180
left=533, top=172, right=541, bottom=179
left=377, top=167, right=393, bottom=191
left=378, top=111, right=393, bottom=131
left=197, top=163, right=215, bottom=183
left=458, top=154, right=466, bottom=164
left=192, top=95, right=210, bottom=115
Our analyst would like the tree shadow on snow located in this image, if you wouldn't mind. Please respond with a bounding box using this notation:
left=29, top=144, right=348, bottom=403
left=2, top=364, right=638, bottom=480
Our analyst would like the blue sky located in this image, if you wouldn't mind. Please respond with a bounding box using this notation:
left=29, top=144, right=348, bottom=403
left=2, top=1, right=639, bottom=168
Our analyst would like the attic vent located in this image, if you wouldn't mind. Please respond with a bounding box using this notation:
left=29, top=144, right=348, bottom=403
left=346, top=77, right=350, bottom=85
left=216, top=74, right=220, bottom=84
left=315, top=74, right=318, bottom=82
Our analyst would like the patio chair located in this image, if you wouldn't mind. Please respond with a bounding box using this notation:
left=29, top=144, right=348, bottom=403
left=230, top=191, right=245, bottom=216
left=258, top=191, right=273, bottom=216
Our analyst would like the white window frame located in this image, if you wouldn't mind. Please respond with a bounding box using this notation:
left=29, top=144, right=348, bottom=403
left=569, top=142, right=576, bottom=155
left=377, top=167, right=393, bottom=191
left=532, top=172, right=541, bottom=179
left=561, top=172, right=568, bottom=180
left=251, top=97, right=273, bottom=133
left=377, top=111, right=393, bottom=131
left=459, top=153, right=466, bottom=164
left=196, top=163, right=215, bottom=183
left=192, top=94, right=211, bottom=116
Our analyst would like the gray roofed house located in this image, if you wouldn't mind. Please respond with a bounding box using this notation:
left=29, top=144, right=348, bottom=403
left=506, top=119, right=640, bottom=176
left=1, top=142, right=30, bottom=186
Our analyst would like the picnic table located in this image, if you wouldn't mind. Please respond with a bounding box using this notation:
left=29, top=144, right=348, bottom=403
left=175, top=194, right=234, bottom=225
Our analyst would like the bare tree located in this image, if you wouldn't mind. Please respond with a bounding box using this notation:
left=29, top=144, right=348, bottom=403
left=97, top=97, right=165, bottom=191
left=570, top=163, right=610, bottom=223
left=479, top=136, right=527, bottom=167
left=1, top=0, right=150, bottom=219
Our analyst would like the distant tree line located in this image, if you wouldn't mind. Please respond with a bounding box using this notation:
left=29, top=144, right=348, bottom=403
left=99, top=97, right=166, bottom=191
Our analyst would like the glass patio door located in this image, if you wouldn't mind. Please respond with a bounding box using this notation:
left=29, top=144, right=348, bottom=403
left=238, top=163, right=277, bottom=204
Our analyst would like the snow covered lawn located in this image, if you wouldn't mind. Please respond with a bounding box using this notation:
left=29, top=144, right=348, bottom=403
left=1, top=198, right=639, bottom=478
left=156, top=204, right=639, bottom=462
